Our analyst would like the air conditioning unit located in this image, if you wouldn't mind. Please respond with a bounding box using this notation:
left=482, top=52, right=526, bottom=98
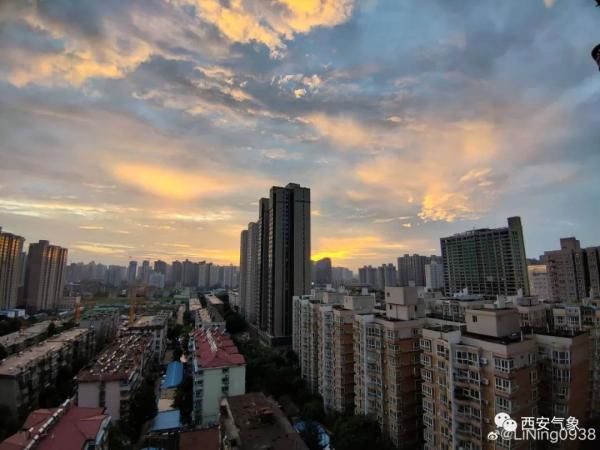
left=479, top=357, right=488, bottom=365
left=481, top=378, right=489, bottom=385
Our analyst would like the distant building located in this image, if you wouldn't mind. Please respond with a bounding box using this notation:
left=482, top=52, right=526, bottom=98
left=190, top=327, right=246, bottom=425
left=425, top=260, right=444, bottom=290
left=125, top=314, right=168, bottom=362
left=154, top=260, right=168, bottom=276
left=314, top=257, right=332, bottom=286
left=528, top=264, right=551, bottom=301
left=331, top=266, right=353, bottom=288
left=0, top=227, right=25, bottom=310
left=358, top=265, right=377, bottom=287
left=0, top=400, right=110, bottom=450
left=441, top=216, right=529, bottom=298
left=545, top=237, right=600, bottom=301
left=397, top=254, right=430, bottom=287
left=24, top=240, right=68, bottom=312
left=77, top=334, right=154, bottom=422
left=127, top=260, right=137, bottom=284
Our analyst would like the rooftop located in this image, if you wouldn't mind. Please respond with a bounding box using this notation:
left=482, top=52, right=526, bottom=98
left=160, top=361, right=183, bottom=389
left=0, top=329, right=91, bottom=377
left=193, top=327, right=245, bottom=370
left=150, top=410, right=181, bottom=432
left=179, top=429, right=219, bottom=450
left=206, top=295, right=224, bottom=306
left=0, top=320, right=60, bottom=348
left=78, top=334, right=152, bottom=382
left=129, top=315, right=167, bottom=329
left=222, top=393, right=308, bottom=450
left=0, top=400, right=108, bottom=450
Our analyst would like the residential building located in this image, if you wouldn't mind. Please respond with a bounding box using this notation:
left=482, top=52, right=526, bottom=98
left=0, top=319, right=61, bottom=356
left=425, top=260, right=444, bottom=291
left=79, top=307, right=120, bottom=349
left=24, top=240, right=68, bottom=312
left=397, top=254, right=430, bottom=287
left=127, top=260, right=137, bottom=284
left=190, top=327, right=246, bottom=425
left=171, top=260, right=183, bottom=287
left=527, top=264, right=551, bottom=301
left=154, top=260, right=168, bottom=277
left=332, top=267, right=353, bottom=288
left=0, top=399, right=111, bottom=450
left=0, top=227, right=25, bottom=310
left=125, top=315, right=168, bottom=363
left=239, top=183, right=310, bottom=343
left=358, top=265, right=377, bottom=288
left=421, top=308, right=538, bottom=450
left=354, top=287, right=425, bottom=449
left=314, top=257, right=333, bottom=286
left=239, top=230, right=248, bottom=319
left=220, top=393, right=308, bottom=450
left=544, top=238, right=600, bottom=301
left=77, top=334, right=154, bottom=422
left=441, top=216, right=529, bottom=298
left=378, top=263, right=398, bottom=289
left=0, top=328, right=95, bottom=415
left=140, top=260, right=151, bottom=285
left=106, top=265, right=126, bottom=287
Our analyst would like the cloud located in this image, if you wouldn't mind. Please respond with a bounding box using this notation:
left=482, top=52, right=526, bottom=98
left=543, top=0, right=556, bottom=8
left=188, top=0, right=355, bottom=57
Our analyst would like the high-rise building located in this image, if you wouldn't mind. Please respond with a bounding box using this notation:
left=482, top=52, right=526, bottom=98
left=127, top=260, right=137, bottom=284
left=358, top=265, right=377, bottom=287
left=354, top=287, right=425, bottom=449
left=314, top=257, right=333, bottom=286
left=397, top=254, right=430, bottom=287
left=106, top=265, right=126, bottom=287
left=154, top=260, right=168, bottom=276
left=0, top=227, right=25, bottom=310
left=24, top=240, right=67, bottom=312
left=240, top=183, right=310, bottom=343
left=441, top=217, right=529, bottom=298
left=171, top=260, right=183, bottom=286
left=527, top=264, right=551, bottom=301
left=140, top=260, right=151, bottom=285
left=239, top=231, right=248, bottom=316
left=331, top=267, right=353, bottom=288
left=424, top=260, right=444, bottom=291
left=544, top=238, right=600, bottom=301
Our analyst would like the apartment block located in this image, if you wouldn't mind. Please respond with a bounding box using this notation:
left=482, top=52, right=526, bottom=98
left=124, top=314, right=168, bottom=363
left=77, top=334, right=153, bottom=422
left=354, top=287, right=424, bottom=449
left=0, top=328, right=95, bottom=415
left=441, top=217, right=529, bottom=298
left=0, top=227, right=25, bottom=310
left=190, top=326, right=245, bottom=425
left=421, top=308, right=538, bottom=450
left=24, top=240, right=68, bottom=312
left=545, top=238, right=600, bottom=301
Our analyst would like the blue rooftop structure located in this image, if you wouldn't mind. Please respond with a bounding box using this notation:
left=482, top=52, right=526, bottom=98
left=151, top=410, right=182, bottom=432
left=161, top=361, right=184, bottom=389
left=294, top=421, right=330, bottom=449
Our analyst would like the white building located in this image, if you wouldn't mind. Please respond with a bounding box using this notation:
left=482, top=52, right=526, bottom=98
left=424, top=260, right=444, bottom=291
left=190, top=327, right=246, bottom=425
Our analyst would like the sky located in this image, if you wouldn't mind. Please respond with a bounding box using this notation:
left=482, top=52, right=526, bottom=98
left=0, top=0, right=599, bottom=270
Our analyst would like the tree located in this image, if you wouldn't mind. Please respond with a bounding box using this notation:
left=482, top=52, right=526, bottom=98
left=173, top=347, right=183, bottom=362
left=0, top=405, right=19, bottom=441
left=224, top=310, right=246, bottom=334
left=167, top=323, right=183, bottom=341
left=331, top=415, right=396, bottom=450
left=124, top=376, right=158, bottom=441
left=46, top=322, right=58, bottom=337
left=0, top=344, right=7, bottom=360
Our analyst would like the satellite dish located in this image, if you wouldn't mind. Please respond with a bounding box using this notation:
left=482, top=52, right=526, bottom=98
left=593, top=44, right=600, bottom=71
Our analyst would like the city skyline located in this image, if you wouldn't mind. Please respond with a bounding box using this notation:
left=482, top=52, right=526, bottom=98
left=1, top=1, right=599, bottom=270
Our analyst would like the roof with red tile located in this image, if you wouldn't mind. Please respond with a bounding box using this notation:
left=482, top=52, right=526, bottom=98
left=193, top=327, right=245, bottom=369
left=179, top=428, right=219, bottom=450
left=0, top=406, right=109, bottom=450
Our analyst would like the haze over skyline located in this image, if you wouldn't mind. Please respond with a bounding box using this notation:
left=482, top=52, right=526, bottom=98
left=1, top=0, right=599, bottom=270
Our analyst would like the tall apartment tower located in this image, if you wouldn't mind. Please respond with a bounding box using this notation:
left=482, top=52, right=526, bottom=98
left=397, top=254, right=430, bottom=287
left=239, top=230, right=249, bottom=317
left=24, top=240, right=67, bottom=312
left=127, top=260, right=138, bottom=284
left=239, top=183, right=310, bottom=343
left=441, top=216, right=529, bottom=298
left=0, top=227, right=25, bottom=310
left=354, top=287, right=425, bottom=449
left=267, top=183, right=311, bottom=339
left=544, top=237, right=600, bottom=301
left=314, top=257, right=333, bottom=286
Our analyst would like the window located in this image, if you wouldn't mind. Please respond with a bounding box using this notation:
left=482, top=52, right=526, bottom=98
left=530, top=371, right=537, bottom=384
left=494, top=358, right=513, bottom=373
left=472, top=315, right=478, bottom=322
left=495, top=396, right=511, bottom=413
left=420, top=339, right=432, bottom=351
left=552, top=350, right=570, bottom=365
left=495, top=377, right=512, bottom=393
left=422, top=369, right=433, bottom=382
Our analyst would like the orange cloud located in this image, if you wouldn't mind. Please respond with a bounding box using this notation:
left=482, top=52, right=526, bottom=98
left=192, top=0, right=355, bottom=57
left=312, top=235, right=407, bottom=263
